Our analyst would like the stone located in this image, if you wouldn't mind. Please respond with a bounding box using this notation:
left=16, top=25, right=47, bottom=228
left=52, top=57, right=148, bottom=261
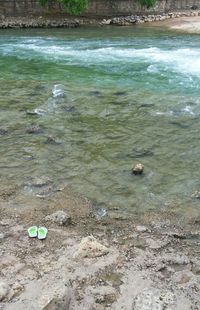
left=172, top=270, right=193, bottom=285
left=7, top=282, right=24, bottom=300
left=191, top=5, right=198, bottom=10
left=62, top=106, right=75, bottom=113
left=191, top=191, right=200, bottom=199
left=132, top=163, right=144, bottom=175
left=101, top=19, right=111, bottom=25
left=45, top=211, right=71, bottom=226
left=136, top=225, right=149, bottom=233
left=26, top=108, right=46, bottom=116
left=74, top=236, right=109, bottom=258
left=89, top=286, right=117, bottom=304
left=45, top=136, right=61, bottom=145
left=52, top=84, right=65, bottom=98
left=0, top=281, right=10, bottom=301
left=132, top=288, right=175, bottom=310
left=26, top=124, right=43, bottom=134
left=164, top=254, right=190, bottom=265
left=30, top=176, right=52, bottom=187
left=0, top=128, right=8, bottom=135
left=38, top=284, right=71, bottom=310
left=0, top=233, right=5, bottom=240
left=146, top=238, right=169, bottom=250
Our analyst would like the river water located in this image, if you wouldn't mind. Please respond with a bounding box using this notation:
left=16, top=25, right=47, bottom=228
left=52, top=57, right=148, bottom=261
left=0, top=26, right=200, bottom=218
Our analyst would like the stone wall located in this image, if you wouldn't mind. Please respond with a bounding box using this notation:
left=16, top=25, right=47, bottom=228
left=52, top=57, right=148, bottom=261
left=0, top=0, right=200, bottom=17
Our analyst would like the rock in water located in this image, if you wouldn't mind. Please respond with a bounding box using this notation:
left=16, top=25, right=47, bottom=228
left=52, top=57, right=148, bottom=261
left=191, top=191, right=200, bottom=199
left=45, top=211, right=71, bottom=226
left=132, top=163, right=144, bottom=175
left=74, top=236, right=109, bottom=258
left=26, top=124, right=43, bottom=134
left=52, top=84, right=65, bottom=98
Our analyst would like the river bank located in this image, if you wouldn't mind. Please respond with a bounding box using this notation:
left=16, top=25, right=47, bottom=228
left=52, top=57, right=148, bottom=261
left=0, top=183, right=200, bottom=309
left=0, top=10, right=200, bottom=30
left=150, top=15, right=200, bottom=33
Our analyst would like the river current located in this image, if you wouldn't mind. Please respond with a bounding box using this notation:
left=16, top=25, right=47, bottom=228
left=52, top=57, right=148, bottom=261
left=0, top=26, right=200, bottom=218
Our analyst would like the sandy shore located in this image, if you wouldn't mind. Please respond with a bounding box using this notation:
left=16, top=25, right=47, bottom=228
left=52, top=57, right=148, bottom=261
left=151, top=16, right=200, bottom=33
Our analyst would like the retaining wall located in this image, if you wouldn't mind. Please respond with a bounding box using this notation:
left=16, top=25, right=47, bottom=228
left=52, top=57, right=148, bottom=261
left=0, top=0, right=200, bottom=17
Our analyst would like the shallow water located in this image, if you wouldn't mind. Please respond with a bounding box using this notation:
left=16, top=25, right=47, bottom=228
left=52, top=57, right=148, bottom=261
left=0, top=26, right=200, bottom=217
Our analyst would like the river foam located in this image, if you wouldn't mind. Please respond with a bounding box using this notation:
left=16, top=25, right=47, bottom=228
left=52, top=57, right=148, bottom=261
left=1, top=37, right=200, bottom=80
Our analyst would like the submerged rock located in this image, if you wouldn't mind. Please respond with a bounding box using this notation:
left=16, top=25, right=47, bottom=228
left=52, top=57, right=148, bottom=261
left=0, top=128, right=8, bottom=136
left=26, top=108, right=46, bottom=116
left=74, top=236, right=109, bottom=258
left=62, top=106, right=75, bottom=113
left=29, top=176, right=52, bottom=187
left=113, top=91, right=127, bottom=96
left=44, top=136, right=61, bottom=145
left=52, top=84, right=65, bottom=98
left=191, top=191, right=200, bottom=199
left=129, top=148, right=154, bottom=158
left=45, top=211, right=71, bottom=226
left=89, top=90, right=102, bottom=97
left=132, top=163, right=144, bottom=175
left=26, top=124, right=44, bottom=134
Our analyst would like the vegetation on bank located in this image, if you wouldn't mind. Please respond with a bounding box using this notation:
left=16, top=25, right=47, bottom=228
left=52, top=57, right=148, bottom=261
left=38, top=0, right=157, bottom=15
left=38, top=0, right=88, bottom=15
left=138, top=0, right=157, bottom=9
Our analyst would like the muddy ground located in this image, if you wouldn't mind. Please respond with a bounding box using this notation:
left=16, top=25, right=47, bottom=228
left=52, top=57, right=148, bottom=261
left=0, top=183, right=200, bottom=309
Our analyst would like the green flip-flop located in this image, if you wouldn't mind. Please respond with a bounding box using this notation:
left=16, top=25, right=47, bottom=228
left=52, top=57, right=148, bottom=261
left=38, top=227, right=48, bottom=240
left=28, top=226, right=38, bottom=238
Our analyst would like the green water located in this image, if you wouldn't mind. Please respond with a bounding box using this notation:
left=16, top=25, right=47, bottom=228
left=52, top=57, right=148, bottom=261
left=1, top=26, right=200, bottom=217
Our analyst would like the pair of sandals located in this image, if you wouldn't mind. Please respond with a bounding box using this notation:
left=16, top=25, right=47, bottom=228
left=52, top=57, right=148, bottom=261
left=28, top=226, right=48, bottom=240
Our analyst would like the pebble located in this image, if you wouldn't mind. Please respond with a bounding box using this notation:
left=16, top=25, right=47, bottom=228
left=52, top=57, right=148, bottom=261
left=26, top=124, right=43, bottom=134
left=45, top=210, right=71, bottom=226
left=132, top=163, right=144, bottom=175
left=191, top=191, right=200, bottom=199
left=74, top=236, right=109, bottom=258
left=136, top=225, right=149, bottom=233
left=45, top=136, right=61, bottom=145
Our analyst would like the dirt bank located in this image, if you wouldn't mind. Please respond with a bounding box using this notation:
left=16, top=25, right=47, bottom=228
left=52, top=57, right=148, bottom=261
left=0, top=183, right=199, bottom=309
